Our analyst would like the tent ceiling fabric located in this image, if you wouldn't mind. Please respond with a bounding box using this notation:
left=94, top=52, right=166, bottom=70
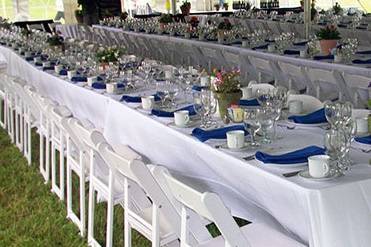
left=13, top=0, right=29, bottom=21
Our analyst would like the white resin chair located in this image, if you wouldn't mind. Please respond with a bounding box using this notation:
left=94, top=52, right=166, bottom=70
left=86, top=130, right=184, bottom=247
left=248, top=56, right=278, bottom=84
left=159, top=167, right=306, bottom=247
left=305, top=68, right=351, bottom=102
left=277, top=61, right=313, bottom=94
left=287, top=94, right=323, bottom=113
left=198, top=46, right=225, bottom=72
left=3, top=75, right=17, bottom=143
left=342, top=72, right=371, bottom=108
left=49, top=105, right=73, bottom=200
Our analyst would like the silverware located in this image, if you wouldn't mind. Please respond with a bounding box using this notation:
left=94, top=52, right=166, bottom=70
left=243, top=155, right=255, bottom=161
left=282, top=170, right=302, bottom=178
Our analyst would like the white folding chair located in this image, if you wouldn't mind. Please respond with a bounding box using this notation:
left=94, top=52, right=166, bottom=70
left=222, top=49, right=241, bottom=71
left=305, top=68, right=351, bottom=102
left=61, top=117, right=95, bottom=236
left=248, top=83, right=275, bottom=97
left=198, top=46, right=226, bottom=72
left=277, top=61, right=313, bottom=94
left=342, top=73, right=371, bottom=108
left=287, top=94, right=323, bottom=113
left=49, top=105, right=72, bottom=200
left=248, top=56, right=278, bottom=84
left=159, top=167, right=306, bottom=247
left=3, top=75, right=17, bottom=143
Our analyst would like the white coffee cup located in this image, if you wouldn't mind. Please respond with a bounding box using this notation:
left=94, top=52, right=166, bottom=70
left=242, top=40, right=248, bottom=48
left=289, top=100, right=303, bottom=114
left=308, top=155, right=330, bottom=178
left=241, top=87, right=253, bottom=99
left=165, top=70, right=173, bottom=80
left=106, top=83, right=118, bottom=94
left=141, top=96, right=155, bottom=110
left=200, top=76, right=210, bottom=86
left=226, top=130, right=245, bottom=149
left=300, top=50, right=307, bottom=58
left=54, top=64, right=63, bottom=74
left=87, top=76, right=97, bottom=87
left=67, top=70, right=76, bottom=80
left=25, top=51, right=32, bottom=57
left=268, top=44, right=276, bottom=52
left=174, top=110, right=190, bottom=127
left=42, top=61, right=51, bottom=67
left=34, top=57, right=41, bottom=63
left=355, top=117, right=368, bottom=134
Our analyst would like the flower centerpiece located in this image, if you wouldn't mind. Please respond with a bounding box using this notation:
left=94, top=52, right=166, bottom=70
left=210, top=69, right=242, bottom=121
left=158, top=14, right=173, bottom=31
left=180, top=1, right=191, bottom=16
left=47, top=34, right=64, bottom=51
left=217, top=19, right=233, bottom=43
left=96, top=46, right=124, bottom=70
left=316, top=24, right=341, bottom=55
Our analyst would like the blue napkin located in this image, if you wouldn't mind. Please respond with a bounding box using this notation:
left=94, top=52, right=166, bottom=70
left=284, top=49, right=300, bottom=55
left=92, top=82, right=126, bottom=90
left=192, top=125, right=247, bottom=142
left=192, top=85, right=209, bottom=91
left=355, top=135, right=371, bottom=145
left=356, top=50, right=371, bottom=55
left=356, top=26, right=367, bottom=30
left=43, top=66, right=54, bottom=71
left=26, top=56, right=34, bottom=61
left=35, top=62, right=43, bottom=66
left=256, top=146, right=326, bottom=164
left=294, top=41, right=308, bottom=46
left=59, top=69, right=67, bottom=76
left=71, top=76, right=87, bottom=82
left=121, top=94, right=161, bottom=103
left=239, top=98, right=260, bottom=106
left=338, top=24, right=348, bottom=28
left=253, top=44, right=269, bottom=50
left=313, top=55, right=334, bottom=60
left=151, top=105, right=196, bottom=118
left=352, top=59, right=371, bottom=64
left=288, top=108, right=327, bottom=124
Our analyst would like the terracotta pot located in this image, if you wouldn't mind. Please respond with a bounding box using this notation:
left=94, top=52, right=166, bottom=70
left=215, top=6, right=220, bottom=11
left=215, top=91, right=242, bottom=122
left=319, top=39, right=338, bottom=55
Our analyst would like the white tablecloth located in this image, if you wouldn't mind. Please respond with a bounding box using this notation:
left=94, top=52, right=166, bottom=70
left=2, top=45, right=371, bottom=247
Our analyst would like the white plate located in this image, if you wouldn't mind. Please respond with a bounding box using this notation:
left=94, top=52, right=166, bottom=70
left=168, top=120, right=200, bottom=128
left=284, top=120, right=329, bottom=128
left=298, top=170, right=341, bottom=182
left=263, top=161, right=308, bottom=168
left=218, top=143, right=251, bottom=152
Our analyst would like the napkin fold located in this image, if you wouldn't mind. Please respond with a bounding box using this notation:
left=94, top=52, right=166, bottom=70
left=252, top=44, right=269, bottom=50
left=288, top=108, right=327, bottom=124
left=120, top=94, right=161, bottom=103
left=71, top=76, right=87, bottom=82
left=255, top=145, right=326, bottom=164
left=355, top=135, right=371, bottom=145
left=284, top=49, right=300, bottom=55
left=192, top=125, right=246, bottom=142
left=239, top=98, right=260, bottom=106
left=352, top=59, right=371, bottom=64
left=313, top=55, right=334, bottom=60
left=151, top=105, right=196, bottom=118
left=192, top=85, right=209, bottom=91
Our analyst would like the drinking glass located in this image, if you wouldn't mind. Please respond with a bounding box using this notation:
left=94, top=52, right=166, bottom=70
left=257, top=107, right=274, bottom=144
left=244, top=109, right=261, bottom=146
left=324, top=129, right=348, bottom=175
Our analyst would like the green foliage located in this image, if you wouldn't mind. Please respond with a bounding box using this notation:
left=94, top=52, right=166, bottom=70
left=211, top=69, right=241, bottom=94
left=333, top=2, right=343, bottom=15
left=158, top=14, right=173, bottom=24
left=217, top=19, right=233, bottom=30
left=96, top=47, right=125, bottom=63
left=316, top=25, right=341, bottom=40
left=47, top=34, right=64, bottom=46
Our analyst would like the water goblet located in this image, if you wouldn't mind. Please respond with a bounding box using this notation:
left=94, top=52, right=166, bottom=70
left=243, top=109, right=261, bottom=146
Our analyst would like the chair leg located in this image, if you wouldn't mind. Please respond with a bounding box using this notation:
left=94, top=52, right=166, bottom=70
left=106, top=178, right=114, bottom=247
left=59, top=134, right=65, bottom=201
left=80, top=164, right=86, bottom=236
left=87, top=183, right=96, bottom=245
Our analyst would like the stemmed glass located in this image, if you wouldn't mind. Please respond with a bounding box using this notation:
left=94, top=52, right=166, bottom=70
left=257, top=107, right=275, bottom=144
left=324, top=129, right=348, bottom=175
left=200, top=89, right=217, bottom=128
left=244, top=109, right=261, bottom=147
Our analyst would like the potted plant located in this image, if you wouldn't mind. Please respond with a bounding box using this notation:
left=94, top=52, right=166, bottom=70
left=332, top=2, right=343, bottom=15
left=217, top=19, right=232, bottom=42
left=211, top=69, right=242, bottom=121
left=316, top=25, right=341, bottom=55
left=75, top=9, right=83, bottom=24
left=158, top=14, right=173, bottom=30
left=180, top=1, right=191, bottom=16
left=214, top=3, right=220, bottom=11
left=96, top=47, right=125, bottom=70
left=223, top=2, right=229, bottom=11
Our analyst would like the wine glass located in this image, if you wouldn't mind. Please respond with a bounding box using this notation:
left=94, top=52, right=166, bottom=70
left=257, top=107, right=274, bottom=144
left=324, top=129, right=348, bottom=175
left=244, top=109, right=261, bottom=146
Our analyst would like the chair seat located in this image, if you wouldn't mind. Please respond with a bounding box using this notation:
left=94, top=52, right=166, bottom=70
left=197, top=222, right=305, bottom=247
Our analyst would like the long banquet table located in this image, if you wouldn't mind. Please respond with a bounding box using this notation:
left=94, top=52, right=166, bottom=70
left=1, top=45, right=371, bottom=247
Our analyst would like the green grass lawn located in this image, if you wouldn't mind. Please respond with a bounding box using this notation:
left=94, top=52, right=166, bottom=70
left=0, top=0, right=57, bottom=21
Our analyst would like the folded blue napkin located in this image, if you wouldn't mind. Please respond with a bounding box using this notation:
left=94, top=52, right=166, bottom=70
left=284, top=49, right=300, bottom=55
left=253, top=44, right=269, bottom=50
left=313, top=55, right=334, bottom=60
left=192, top=85, right=209, bottom=91
left=59, top=69, right=67, bottom=76
left=192, top=125, right=246, bottom=142
left=71, top=76, right=87, bottom=82
left=356, top=26, right=367, bottom=30
left=356, top=50, right=371, bottom=55
left=355, top=135, right=371, bottom=145
left=256, top=145, right=326, bottom=164
left=352, top=59, right=371, bottom=64
left=338, top=24, right=348, bottom=28
left=288, top=108, right=327, bottom=124
left=120, top=94, right=161, bottom=103
left=92, top=82, right=126, bottom=90
left=294, top=41, right=308, bottom=46
left=35, top=62, right=43, bottom=66
left=26, top=56, right=34, bottom=61
left=43, top=66, right=54, bottom=71
left=151, top=105, right=196, bottom=118
left=239, top=98, right=260, bottom=106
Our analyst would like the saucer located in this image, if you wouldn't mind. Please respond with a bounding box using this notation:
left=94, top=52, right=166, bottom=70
left=218, top=143, right=250, bottom=152
left=168, top=120, right=199, bottom=128
left=298, top=170, right=341, bottom=182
